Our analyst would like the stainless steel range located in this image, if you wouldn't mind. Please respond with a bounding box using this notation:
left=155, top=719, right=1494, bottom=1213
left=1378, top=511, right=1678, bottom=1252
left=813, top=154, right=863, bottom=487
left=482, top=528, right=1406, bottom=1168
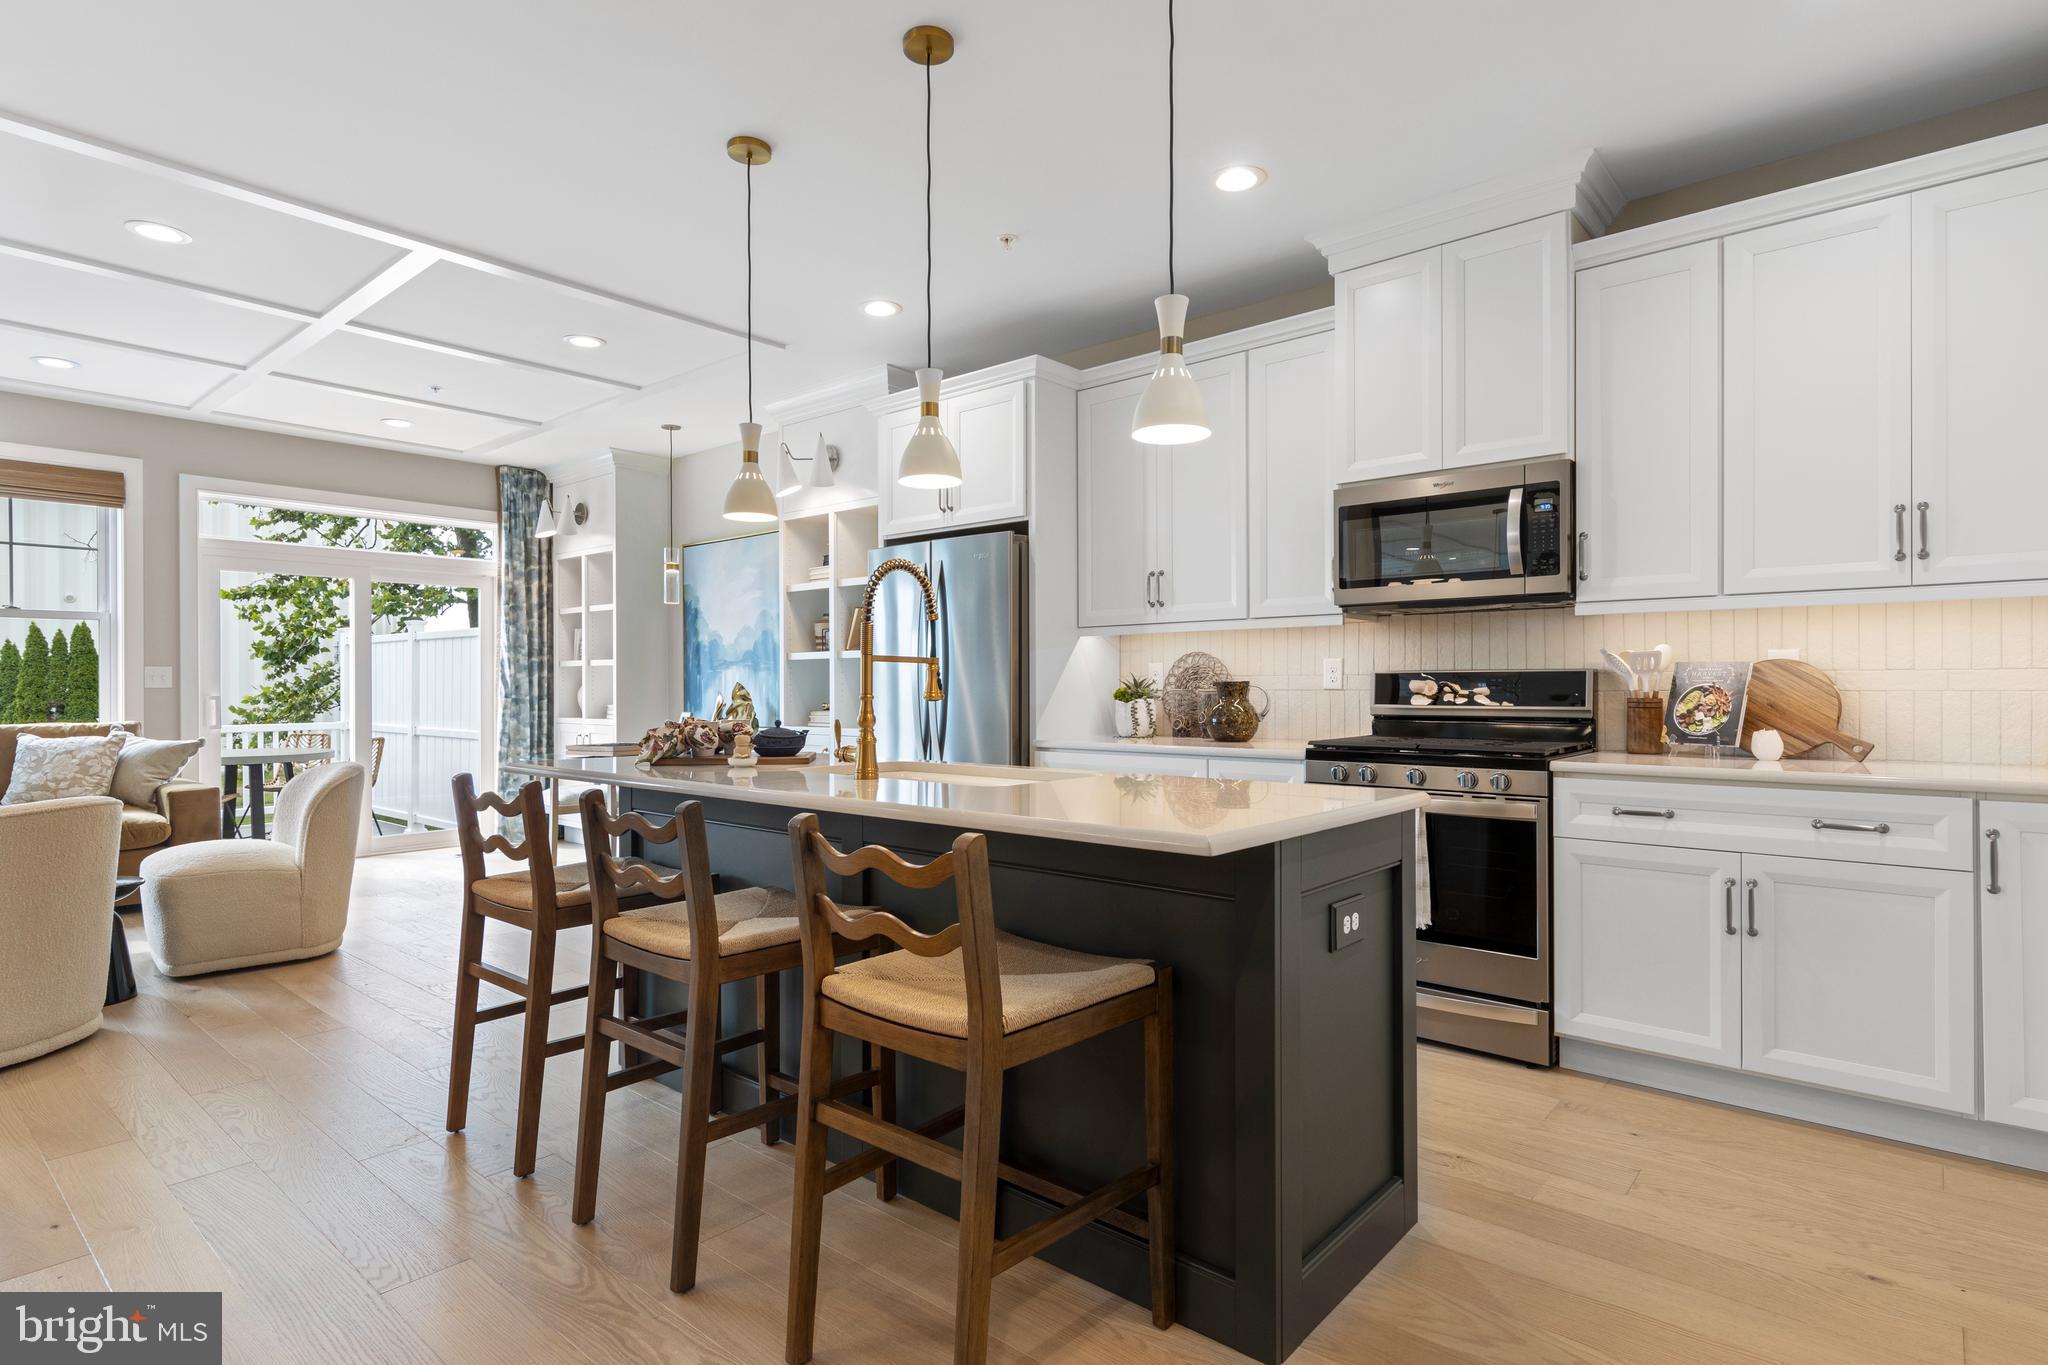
left=1305, top=669, right=1595, bottom=1066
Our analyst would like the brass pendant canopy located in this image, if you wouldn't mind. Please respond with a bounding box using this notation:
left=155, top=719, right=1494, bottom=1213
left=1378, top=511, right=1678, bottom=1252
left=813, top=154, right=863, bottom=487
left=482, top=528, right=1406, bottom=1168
left=902, top=24, right=955, bottom=65
left=726, top=135, right=772, bottom=166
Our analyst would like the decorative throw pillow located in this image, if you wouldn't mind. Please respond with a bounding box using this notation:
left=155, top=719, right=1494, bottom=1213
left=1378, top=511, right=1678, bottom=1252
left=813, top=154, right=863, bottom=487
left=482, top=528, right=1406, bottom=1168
left=108, top=729, right=204, bottom=808
left=0, top=732, right=124, bottom=805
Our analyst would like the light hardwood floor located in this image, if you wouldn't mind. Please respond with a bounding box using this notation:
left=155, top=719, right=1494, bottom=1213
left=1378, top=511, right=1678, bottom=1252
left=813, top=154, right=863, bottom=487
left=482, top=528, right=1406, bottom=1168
left=5, top=847, right=2045, bottom=1364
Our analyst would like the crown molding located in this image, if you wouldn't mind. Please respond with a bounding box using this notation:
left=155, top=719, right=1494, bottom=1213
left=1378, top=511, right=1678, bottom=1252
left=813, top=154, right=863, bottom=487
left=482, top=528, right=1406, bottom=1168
left=1310, top=150, right=1621, bottom=274
left=764, top=365, right=914, bottom=425
left=1574, top=121, right=2048, bottom=270
left=865, top=354, right=1084, bottom=414
left=1077, top=307, right=1335, bottom=387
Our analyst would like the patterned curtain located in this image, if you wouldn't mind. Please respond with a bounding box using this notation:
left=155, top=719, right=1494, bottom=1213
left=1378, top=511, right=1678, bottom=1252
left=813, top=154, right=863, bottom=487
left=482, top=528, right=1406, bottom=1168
left=496, top=467, right=554, bottom=808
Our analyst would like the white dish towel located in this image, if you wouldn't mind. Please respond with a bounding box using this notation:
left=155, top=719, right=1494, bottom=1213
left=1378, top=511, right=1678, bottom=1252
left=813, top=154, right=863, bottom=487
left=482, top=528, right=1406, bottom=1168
left=1414, top=810, right=1432, bottom=931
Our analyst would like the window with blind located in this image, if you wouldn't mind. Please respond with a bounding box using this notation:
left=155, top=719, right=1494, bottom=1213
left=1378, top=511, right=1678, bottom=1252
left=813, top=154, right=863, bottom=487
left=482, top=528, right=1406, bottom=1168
left=0, top=459, right=122, bottom=724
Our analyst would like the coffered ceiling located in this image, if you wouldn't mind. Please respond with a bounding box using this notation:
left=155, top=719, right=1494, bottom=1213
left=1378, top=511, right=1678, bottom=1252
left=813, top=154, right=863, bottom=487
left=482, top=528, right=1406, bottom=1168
left=3, top=1, right=2048, bottom=471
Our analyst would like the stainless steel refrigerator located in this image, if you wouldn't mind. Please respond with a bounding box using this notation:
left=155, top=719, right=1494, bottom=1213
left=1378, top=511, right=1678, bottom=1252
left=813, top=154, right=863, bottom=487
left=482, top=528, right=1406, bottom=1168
left=866, top=530, right=1028, bottom=765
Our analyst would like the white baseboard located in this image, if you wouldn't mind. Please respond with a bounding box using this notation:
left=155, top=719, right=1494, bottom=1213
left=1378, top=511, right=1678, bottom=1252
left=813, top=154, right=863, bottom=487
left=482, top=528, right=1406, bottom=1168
left=1560, top=1039, right=2048, bottom=1174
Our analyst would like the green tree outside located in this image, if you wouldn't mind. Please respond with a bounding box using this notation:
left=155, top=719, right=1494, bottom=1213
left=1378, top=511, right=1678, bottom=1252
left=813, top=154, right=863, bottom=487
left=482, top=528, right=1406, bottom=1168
left=46, top=629, right=67, bottom=718
left=0, top=640, right=18, bottom=724
left=66, top=623, right=99, bottom=723
left=12, top=623, right=49, bottom=724
left=220, top=508, right=488, bottom=726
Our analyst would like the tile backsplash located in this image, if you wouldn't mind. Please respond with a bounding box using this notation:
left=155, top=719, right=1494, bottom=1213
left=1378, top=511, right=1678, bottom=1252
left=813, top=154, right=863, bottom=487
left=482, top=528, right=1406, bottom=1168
left=1118, top=599, right=2048, bottom=764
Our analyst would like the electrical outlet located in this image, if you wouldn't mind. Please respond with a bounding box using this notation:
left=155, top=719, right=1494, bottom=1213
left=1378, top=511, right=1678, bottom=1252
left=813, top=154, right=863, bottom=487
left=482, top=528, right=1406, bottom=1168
left=1329, top=894, right=1365, bottom=952
left=143, top=666, right=173, bottom=689
left=1322, top=657, right=1343, bottom=689
left=1146, top=661, right=1164, bottom=688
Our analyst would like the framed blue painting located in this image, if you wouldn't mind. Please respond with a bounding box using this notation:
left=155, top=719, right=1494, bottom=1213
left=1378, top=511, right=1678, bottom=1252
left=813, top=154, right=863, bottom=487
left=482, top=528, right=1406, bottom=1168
left=682, top=532, right=780, bottom=724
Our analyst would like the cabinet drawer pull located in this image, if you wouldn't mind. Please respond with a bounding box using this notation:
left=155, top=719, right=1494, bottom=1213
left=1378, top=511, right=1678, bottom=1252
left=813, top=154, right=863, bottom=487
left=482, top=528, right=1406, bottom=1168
left=1745, top=877, right=1759, bottom=938
left=1723, top=877, right=1737, bottom=936
left=1613, top=806, right=1676, bottom=820
left=1892, top=503, right=1907, bottom=563
left=1811, top=818, right=1890, bottom=834
left=1916, top=501, right=1931, bottom=561
left=1987, top=828, right=2003, bottom=895
left=1577, top=530, right=1589, bottom=582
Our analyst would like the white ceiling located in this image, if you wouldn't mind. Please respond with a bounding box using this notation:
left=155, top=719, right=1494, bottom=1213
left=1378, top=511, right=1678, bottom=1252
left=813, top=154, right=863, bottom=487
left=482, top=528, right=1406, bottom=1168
left=2, top=0, right=2046, bottom=469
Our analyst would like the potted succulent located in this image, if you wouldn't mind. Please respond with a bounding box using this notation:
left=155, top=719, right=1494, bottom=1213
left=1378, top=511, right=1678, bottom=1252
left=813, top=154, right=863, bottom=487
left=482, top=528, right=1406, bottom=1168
left=1112, top=673, right=1160, bottom=739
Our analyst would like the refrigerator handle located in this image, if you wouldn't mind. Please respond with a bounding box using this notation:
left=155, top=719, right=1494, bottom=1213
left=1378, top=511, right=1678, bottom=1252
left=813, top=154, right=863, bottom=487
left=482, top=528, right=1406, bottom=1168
left=934, top=560, right=951, bottom=760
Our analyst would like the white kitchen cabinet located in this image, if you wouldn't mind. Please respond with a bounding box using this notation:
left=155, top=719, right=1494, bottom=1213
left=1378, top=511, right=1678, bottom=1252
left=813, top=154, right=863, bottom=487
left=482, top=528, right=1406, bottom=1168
left=1912, top=160, right=2048, bottom=588
left=1332, top=247, right=1440, bottom=482
left=1155, top=355, right=1248, bottom=623
left=1722, top=196, right=1912, bottom=596
left=1206, top=755, right=1304, bottom=783
left=1246, top=330, right=1337, bottom=618
left=1741, top=854, right=1976, bottom=1114
left=1035, top=747, right=1208, bottom=779
left=1555, top=839, right=1744, bottom=1069
left=1075, top=354, right=1248, bottom=628
left=877, top=377, right=1030, bottom=539
left=1573, top=242, right=1721, bottom=602
left=944, top=380, right=1030, bottom=528
left=1981, top=802, right=2048, bottom=1133
left=1442, top=215, right=1571, bottom=468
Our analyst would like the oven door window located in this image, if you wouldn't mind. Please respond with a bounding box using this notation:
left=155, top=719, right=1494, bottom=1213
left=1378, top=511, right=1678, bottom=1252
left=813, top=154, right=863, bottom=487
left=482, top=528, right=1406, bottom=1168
left=1420, top=805, right=1539, bottom=957
left=1339, top=490, right=1516, bottom=591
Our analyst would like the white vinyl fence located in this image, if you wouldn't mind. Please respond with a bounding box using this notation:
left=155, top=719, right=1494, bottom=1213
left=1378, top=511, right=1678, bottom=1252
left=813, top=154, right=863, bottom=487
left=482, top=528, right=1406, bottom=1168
left=221, top=625, right=481, bottom=833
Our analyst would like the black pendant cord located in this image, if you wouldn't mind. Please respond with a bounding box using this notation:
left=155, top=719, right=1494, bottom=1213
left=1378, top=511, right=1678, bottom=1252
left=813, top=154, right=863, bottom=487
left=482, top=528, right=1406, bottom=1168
left=1167, top=0, right=1176, bottom=297
left=745, top=156, right=755, bottom=424
left=924, top=49, right=934, bottom=371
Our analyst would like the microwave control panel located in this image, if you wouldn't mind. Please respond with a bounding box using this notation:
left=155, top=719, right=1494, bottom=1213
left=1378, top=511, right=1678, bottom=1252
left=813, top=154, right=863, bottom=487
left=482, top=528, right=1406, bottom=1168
left=1525, top=484, right=1562, bottom=577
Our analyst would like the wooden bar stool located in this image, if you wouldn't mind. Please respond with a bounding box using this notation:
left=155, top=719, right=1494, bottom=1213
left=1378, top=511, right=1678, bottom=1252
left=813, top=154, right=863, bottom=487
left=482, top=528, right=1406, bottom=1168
left=446, top=774, right=625, bottom=1177
left=782, top=812, right=1176, bottom=1365
left=571, top=791, right=886, bottom=1293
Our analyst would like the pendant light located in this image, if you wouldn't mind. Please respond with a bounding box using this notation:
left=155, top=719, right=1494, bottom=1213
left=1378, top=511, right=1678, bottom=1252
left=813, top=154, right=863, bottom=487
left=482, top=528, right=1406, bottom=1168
left=1131, top=0, right=1211, bottom=446
left=661, top=423, right=683, bottom=604
left=722, top=134, right=780, bottom=523
left=896, top=25, right=963, bottom=490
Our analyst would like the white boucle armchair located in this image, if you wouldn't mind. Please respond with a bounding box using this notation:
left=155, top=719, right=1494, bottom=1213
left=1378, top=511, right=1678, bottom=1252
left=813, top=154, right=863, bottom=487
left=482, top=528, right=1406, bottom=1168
left=141, top=761, right=366, bottom=977
left=0, top=795, right=120, bottom=1067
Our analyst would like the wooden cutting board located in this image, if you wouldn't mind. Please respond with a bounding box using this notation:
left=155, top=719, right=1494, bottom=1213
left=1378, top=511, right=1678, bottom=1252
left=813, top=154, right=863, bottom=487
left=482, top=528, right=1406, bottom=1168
left=1740, top=659, right=1875, bottom=762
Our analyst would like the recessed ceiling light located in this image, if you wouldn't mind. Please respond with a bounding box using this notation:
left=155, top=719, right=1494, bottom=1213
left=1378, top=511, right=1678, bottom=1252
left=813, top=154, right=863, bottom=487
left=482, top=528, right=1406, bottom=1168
left=862, top=300, right=902, bottom=318
left=562, top=334, right=606, bottom=349
left=1213, top=165, right=1267, bottom=193
left=31, top=355, right=79, bottom=370
left=379, top=417, right=414, bottom=429
left=125, top=219, right=193, bottom=244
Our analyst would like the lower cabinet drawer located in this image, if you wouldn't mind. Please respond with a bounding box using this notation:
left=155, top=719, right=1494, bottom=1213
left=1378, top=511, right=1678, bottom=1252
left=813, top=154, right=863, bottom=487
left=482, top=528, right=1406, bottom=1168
left=1555, top=777, right=1974, bottom=871
left=1035, top=747, right=1208, bottom=779
left=1207, top=756, right=1305, bottom=783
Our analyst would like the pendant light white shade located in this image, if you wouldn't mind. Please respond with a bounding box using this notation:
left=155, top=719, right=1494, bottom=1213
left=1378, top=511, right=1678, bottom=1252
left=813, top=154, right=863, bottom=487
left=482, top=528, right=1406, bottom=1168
left=897, top=367, right=962, bottom=488
left=1132, top=294, right=1210, bottom=444
left=806, top=432, right=837, bottom=488
left=723, top=422, right=779, bottom=522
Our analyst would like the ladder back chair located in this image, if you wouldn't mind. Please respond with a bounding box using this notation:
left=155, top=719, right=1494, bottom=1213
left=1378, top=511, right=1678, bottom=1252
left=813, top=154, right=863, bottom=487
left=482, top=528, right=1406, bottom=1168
left=447, top=773, right=617, bottom=1177
left=782, top=812, right=1176, bottom=1365
left=572, top=790, right=886, bottom=1294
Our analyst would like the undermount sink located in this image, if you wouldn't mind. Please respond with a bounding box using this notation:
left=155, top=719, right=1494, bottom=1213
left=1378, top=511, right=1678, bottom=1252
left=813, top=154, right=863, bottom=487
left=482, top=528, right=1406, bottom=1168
left=866, top=762, right=1074, bottom=787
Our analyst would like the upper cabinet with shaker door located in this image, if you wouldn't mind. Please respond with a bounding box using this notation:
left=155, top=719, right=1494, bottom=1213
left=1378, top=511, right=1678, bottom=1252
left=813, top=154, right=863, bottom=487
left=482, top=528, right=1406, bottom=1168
left=874, top=365, right=1058, bottom=540
left=1075, top=375, right=1159, bottom=629
left=1912, top=160, right=2048, bottom=588
left=1332, top=248, right=1440, bottom=482
left=1247, top=330, right=1339, bottom=619
left=1331, top=214, right=1573, bottom=484
left=877, top=406, right=945, bottom=538
left=1442, top=215, right=1572, bottom=469
left=1723, top=197, right=1913, bottom=596
left=1574, top=242, right=1721, bottom=603
left=942, top=380, right=1029, bottom=529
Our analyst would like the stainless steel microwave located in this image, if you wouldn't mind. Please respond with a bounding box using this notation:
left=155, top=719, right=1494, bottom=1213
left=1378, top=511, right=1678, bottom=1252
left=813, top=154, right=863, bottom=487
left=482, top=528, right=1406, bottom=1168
left=1332, top=457, right=1574, bottom=614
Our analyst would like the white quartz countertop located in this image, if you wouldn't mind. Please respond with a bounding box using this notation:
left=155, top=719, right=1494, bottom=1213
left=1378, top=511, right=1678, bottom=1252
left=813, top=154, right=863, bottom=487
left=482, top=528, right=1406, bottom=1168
left=508, top=757, right=1422, bottom=856
left=1556, top=751, right=2048, bottom=799
left=1035, top=737, right=1307, bottom=760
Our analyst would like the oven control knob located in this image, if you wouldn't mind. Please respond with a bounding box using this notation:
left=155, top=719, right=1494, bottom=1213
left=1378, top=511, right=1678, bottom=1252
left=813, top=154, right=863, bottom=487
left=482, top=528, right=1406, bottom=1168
left=1489, top=773, right=1512, bottom=792
left=1455, top=770, right=1479, bottom=790
left=1404, top=768, right=1427, bottom=786
left=1327, top=764, right=1349, bottom=782
left=1358, top=765, right=1378, bottom=785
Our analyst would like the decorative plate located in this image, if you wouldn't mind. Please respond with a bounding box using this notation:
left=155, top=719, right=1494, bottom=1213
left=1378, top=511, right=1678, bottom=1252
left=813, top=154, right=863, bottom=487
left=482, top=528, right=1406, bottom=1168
left=1162, top=650, right=1229, bottom=737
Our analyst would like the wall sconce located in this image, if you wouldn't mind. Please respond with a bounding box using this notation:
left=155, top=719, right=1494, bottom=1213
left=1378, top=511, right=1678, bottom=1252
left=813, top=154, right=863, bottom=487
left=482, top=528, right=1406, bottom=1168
left=533, top=484, right=588, bottom=540
left=775, top=432, right=842, bottom=496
